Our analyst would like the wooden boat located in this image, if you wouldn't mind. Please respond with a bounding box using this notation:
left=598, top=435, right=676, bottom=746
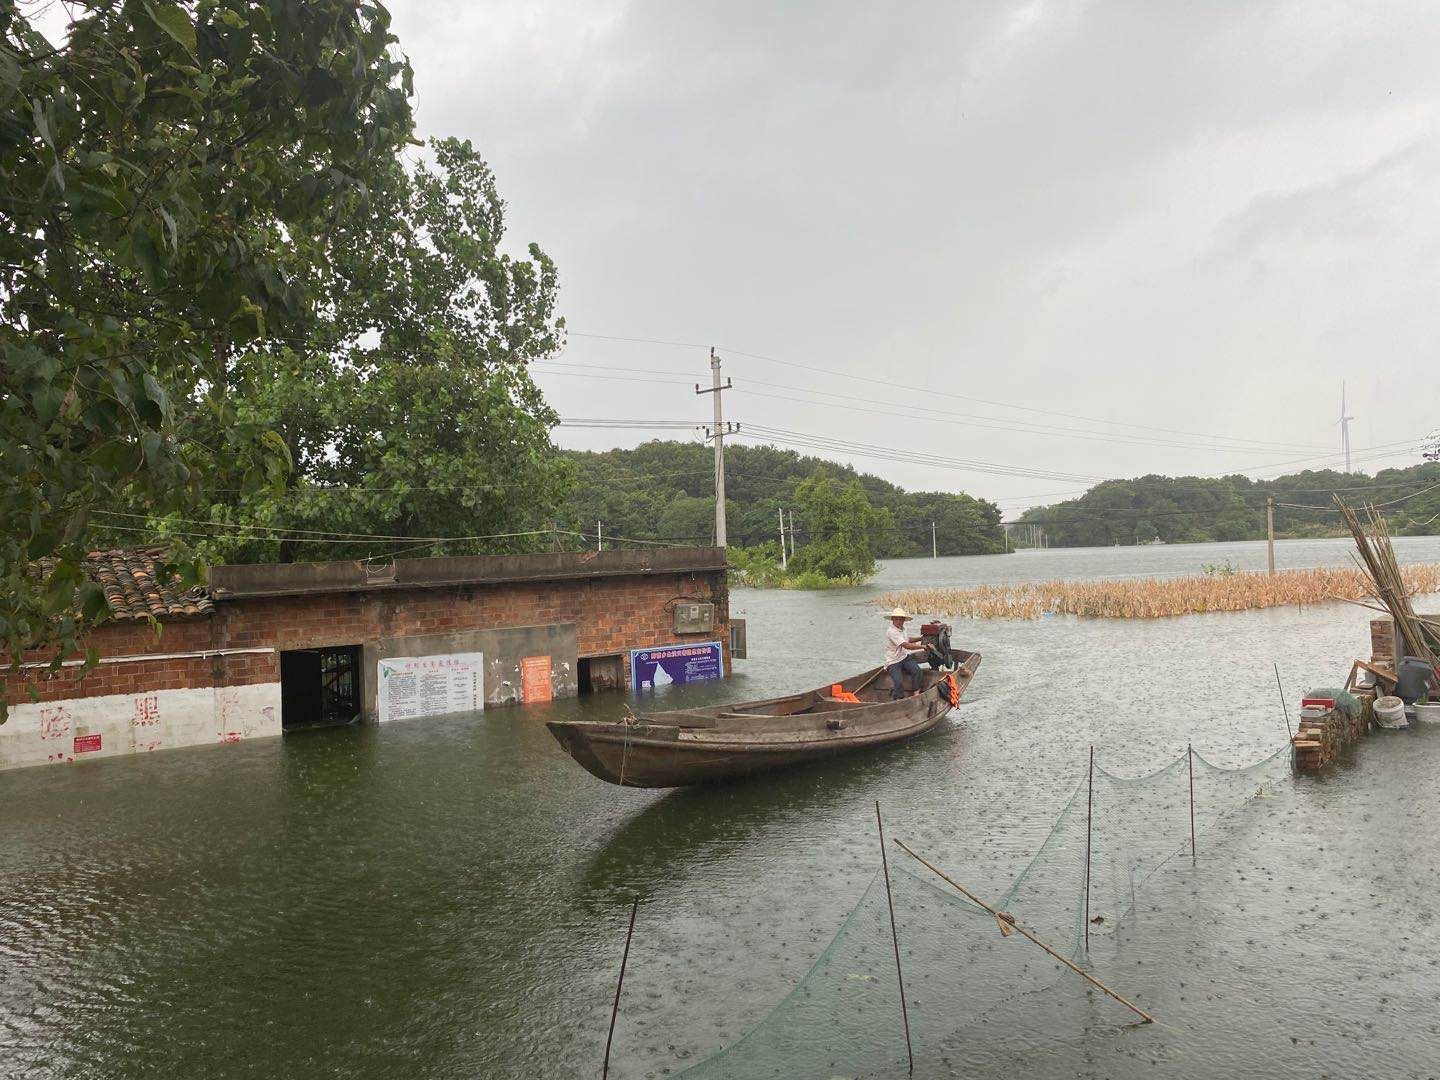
left=546, top=650, right=980, bottom=788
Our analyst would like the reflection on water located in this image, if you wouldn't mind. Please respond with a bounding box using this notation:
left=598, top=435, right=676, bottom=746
left=2, top=538, right=1439, bottom=1078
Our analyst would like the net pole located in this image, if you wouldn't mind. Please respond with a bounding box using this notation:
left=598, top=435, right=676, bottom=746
left=875, top=802, right=914, bottom=1074
left=1273, top=662, right=1294, bottom=743
left=1187, top=743, right=1196, bottom=863
left=893, top=839, right=1157, bottom=1026
left=1084, top=745, right=1094, bottom=952
left=602, top=899, right=638, bottom=1080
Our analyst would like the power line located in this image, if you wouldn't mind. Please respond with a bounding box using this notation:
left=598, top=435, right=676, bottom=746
left=1274, top=478, right=1440, bottom=512
left=539, top=359, right=1340, bottom=458
left=565, top=330, right=1333, bottom=452
left=91, top=521, right=564, bottom=546
left=552, top=341, right=1428, bottom=487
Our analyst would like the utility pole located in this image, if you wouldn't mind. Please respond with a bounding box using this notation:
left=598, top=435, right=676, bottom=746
left=779, top=507, right=788, bottom=569
left=597, top=520, right=603, bottom=551
left=1340, top=381, right=1354, bottom=474
left=1267, top=496, right=1276, bottom=575
left=787, top=509, right=796, bottom=560
left=696, top=348, right=735, bottom=547
left=931, top=521, right=938, bottom=559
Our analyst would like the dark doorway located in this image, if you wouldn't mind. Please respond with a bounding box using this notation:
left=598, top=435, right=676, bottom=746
left=578, top=654, right=623, bottom=695
left=280, top=645, right=363, bottom=729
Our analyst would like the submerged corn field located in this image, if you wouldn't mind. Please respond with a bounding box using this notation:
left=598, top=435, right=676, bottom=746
left=882, top=562, right=1440, bottom=620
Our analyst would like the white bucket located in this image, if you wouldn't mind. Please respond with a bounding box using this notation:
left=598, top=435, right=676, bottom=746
left=1355, top=668, right=1377, bottom=690
left=1374, top=695, right=1409, bottom=729
left=1412, top=701, right=1440, bottom=724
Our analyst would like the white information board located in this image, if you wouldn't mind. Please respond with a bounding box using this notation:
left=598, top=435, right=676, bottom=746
left=377, top=652, right=484, bottom=723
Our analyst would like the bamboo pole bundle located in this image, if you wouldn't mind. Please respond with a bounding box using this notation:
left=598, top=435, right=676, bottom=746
left=1334, top=498, right=1440, bottom=668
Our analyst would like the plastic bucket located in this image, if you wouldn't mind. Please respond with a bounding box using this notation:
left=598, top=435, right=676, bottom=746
left=1299, top=705, right=1329, bottom=722
left=1355, top=668, right=1376, bottom=690
left=1374, top=695, right=1408, bottom=729
left=1413, top=702, right=1440, bottom=724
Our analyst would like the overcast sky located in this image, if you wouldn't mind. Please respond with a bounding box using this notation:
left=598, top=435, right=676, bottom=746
left=388, top=1, right=1440, bottom=511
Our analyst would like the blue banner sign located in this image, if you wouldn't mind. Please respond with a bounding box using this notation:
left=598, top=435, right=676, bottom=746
left=630, top=641, right=724, bottom=689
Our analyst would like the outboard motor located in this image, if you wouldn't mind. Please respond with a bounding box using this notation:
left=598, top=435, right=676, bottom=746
left=918, top=621, right=955, bottom=670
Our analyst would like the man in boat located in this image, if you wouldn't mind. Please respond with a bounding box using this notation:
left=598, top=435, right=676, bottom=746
left=883, top=607, right=929, bottom=698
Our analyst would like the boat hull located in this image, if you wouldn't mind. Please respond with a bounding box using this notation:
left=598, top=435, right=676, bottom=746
left=547, top=654, right=979, bottom=788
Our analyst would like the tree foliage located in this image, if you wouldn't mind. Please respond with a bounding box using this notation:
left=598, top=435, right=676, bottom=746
left=1016, top=465, right=1440, bottom=547
left=2, top=0, right=414, bottom=684
left=557, top=440, right=1005, bottom=557
left=128, top=137, right=571, bottom=563
left=788, top=472, right=893, bottom=583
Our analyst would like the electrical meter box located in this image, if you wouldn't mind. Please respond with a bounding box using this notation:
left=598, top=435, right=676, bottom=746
left=673, top=601, right=715, bottom=634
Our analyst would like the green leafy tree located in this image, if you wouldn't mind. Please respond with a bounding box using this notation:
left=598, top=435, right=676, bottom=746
left=791, top=472, right=893, bottom=582
left=556, top=440, right=1005, bottom=557
left=2, top=1, right=413, bottom=701
left=152, top=138, right=570, bottom=561
left=887, top=490, right=1005, bottom=556
left=1017, top=465, right=1440, bottom=546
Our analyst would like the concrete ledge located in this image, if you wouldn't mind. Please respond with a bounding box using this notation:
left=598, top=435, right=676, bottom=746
left=208, top=547, right=728, bottom=601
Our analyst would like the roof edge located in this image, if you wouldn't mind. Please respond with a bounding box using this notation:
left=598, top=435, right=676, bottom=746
left=207, top=547, right=728, bottom=602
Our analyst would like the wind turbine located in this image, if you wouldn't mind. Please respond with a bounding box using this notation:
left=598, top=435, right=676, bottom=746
left=1339, top=382, right=1354, bottom=473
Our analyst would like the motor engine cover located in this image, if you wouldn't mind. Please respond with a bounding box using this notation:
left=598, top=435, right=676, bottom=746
left=918, top=621, right=954, bottom=670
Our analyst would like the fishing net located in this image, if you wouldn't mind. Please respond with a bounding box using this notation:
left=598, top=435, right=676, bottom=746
left=1306, top=687, right=1362, bottom=719
left=675, top=742, right=1291, bottom=1079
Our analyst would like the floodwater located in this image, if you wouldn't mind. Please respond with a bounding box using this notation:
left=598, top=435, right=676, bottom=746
left=3, top=537, right=1440, bottom=1079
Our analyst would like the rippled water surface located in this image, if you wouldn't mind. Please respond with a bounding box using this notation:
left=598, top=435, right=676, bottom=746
left=4, top=538, right=1440, bottom=1079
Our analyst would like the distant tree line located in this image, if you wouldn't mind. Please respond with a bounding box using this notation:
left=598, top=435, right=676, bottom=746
left=554, top=441, right=1007, bottom=559
left=1014, top=466, right=1440, bottom=547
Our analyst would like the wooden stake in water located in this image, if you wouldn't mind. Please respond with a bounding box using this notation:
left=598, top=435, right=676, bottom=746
left=1187, top=743, right=1196, bottom=863
left=875, top=802, right=914, bottom=1074
left=602, top=899, right=638, bottom=1080
left=1084, top=745, right=1094, bottom=951
left=893, top=839, right=1157, bottom=1026
left=1273, top=662, right=1294, bottom=743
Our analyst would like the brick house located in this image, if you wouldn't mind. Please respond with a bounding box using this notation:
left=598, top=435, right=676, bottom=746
left=2, top=546, right=733, bottom=772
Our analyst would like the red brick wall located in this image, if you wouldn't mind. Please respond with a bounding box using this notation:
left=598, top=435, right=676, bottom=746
left=207, top=570, right=727, bottom=660
left=5, top=619, right=232, bottom=707
left=5, top=567, right=729, bottom=707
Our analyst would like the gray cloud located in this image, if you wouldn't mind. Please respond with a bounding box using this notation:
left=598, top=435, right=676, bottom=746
left=387, top=0, right=1440, bottom=508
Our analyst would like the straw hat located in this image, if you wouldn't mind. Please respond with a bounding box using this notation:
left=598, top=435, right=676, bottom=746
left=885, top=607, right=912, bottom=620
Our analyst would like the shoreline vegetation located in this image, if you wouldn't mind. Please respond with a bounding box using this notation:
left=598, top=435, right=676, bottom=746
left=881, top=563, right=1440, bottom=620
left=727, top=540, right=874, bottom=590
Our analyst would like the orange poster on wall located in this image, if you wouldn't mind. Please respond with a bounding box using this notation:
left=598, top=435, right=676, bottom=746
left=521, top=655, right=553, bottom=703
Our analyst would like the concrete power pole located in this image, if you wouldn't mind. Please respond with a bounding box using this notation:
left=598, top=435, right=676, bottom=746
left=1267, top=496, right=1276, bottom=575
left=931, top=521, right=938, bottom=558
left=779, top=507, right=788, bottom=569
left=787, top=509, right=796, bottom=560
left=696, top=348, right=735, bottom=547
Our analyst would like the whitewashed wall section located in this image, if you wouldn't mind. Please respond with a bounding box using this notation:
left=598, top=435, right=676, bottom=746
left=0, top=679, right=281, bottom=772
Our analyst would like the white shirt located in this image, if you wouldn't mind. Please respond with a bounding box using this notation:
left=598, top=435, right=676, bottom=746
left=884, top=624, right=908, bottom=667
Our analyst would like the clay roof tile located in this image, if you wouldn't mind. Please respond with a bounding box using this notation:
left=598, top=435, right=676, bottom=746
left=79, top=548, right=215, bottom=622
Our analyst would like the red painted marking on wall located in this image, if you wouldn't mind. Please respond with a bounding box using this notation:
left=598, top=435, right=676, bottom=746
left=39, top=705, right=70, bottom=741
left=74, top=733, right=102, bottom=753
left=220, top=731, right=242, bottom=744
left=130, top=694, right=160, bottom=727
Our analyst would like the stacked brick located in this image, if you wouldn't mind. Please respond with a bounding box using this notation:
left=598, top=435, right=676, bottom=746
left=1291, top=618, right=1392, bottom=772
left=1291, top=695, right=1372, bottom=771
